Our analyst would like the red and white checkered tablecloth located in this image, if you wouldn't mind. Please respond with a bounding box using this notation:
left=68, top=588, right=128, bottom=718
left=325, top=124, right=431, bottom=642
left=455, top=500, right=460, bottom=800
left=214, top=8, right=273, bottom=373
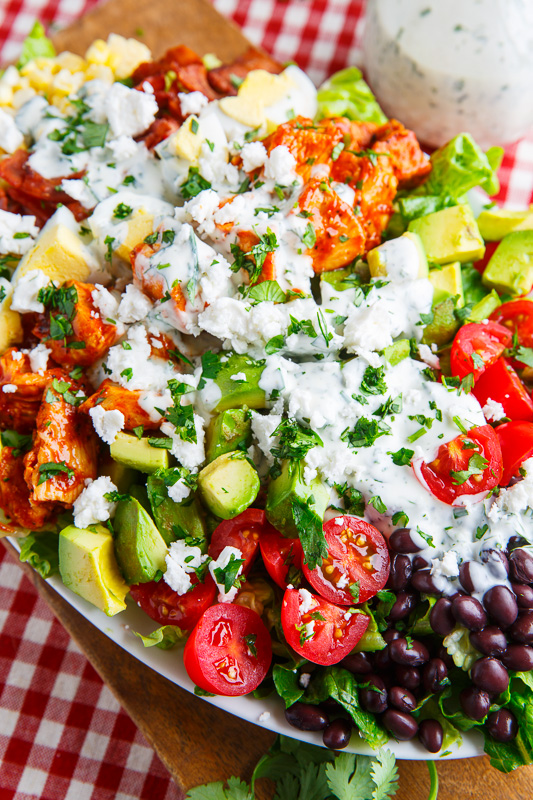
left=1, top=1, right=533, bottom=798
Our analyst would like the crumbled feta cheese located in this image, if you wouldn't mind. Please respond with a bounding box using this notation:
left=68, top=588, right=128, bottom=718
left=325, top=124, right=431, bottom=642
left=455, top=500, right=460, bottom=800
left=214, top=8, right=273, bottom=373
left=418, top=343, right=440, bottom=370
left=167, top=479, right=192, bottom=504
left=178, top=91, right=209, bottom=116
left=0, top=209, right=39, bottom=256
left=160, top=413, right=205, bottom=471
left=61, top=179, right=96, bottom=207
left=264, top=145, right=297, bottom=185
left=299, top=673, right=311, bottom=688
left=0, top=107, right=24, bottom=154
left=298, top=588, right=316, bottom=614
left=117, top=284, right=153, bottom=324
left=343, top=300, right=393, bottom=359
left=2, top=384, right=17, bottom=393
left=209, top=544, right=244, bottom=603
left=164, top=539, right=208, bottom=596
left=108, top=134, right=139, bottom=160
left=92, top=284, right=119, bottom=320
left=230, top=372, right=246, bottom=382
left=105, top=83, right=158, bottom=138
left=431, top=551, right=459, bottom=579
left=73, top=476, right=118, bottom=529
left=483, top=398, right=506, bottom=422
left=11, top=269, right=49, bottom=313
left=29, top=343, right=51, bottom=374
left=241, top=141, right=268, bottom=173
left=258, top=711, right=271, bottom=722
left=89, top=405, right=125, bottom=445
left=250, top=411, right=282, bottom=466
left=184, top=189, right=220, bottom=238
left=336, top=573, right=349, bottom=589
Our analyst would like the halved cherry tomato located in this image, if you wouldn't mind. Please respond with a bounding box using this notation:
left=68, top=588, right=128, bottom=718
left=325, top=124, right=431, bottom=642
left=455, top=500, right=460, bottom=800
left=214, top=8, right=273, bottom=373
left=260, top=528, right=303, bottom=588
left=183, top=603, right=272, bottom=696
left=281, top=587, right=369, bottom=666
left=490, top=299, right=533, bottom=369
left=473, top=358, right=533, bottom=422
left=302, top=516, right=390, bottom=605
left=495, top=421, right=533, bottom=486
left=418, top=424, right=503, bottom=505
left=208, top=508, right=263, bottom=574
left=130, top=574, right=216, bottom=631
left=450, top=322, right=512, bottom=381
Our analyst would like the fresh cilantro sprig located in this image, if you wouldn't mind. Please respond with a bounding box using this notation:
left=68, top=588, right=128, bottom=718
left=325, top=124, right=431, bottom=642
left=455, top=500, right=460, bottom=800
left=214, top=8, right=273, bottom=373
left=230, top=229, right=278, bottom=284
left=270, top=417, right=323, bottom=463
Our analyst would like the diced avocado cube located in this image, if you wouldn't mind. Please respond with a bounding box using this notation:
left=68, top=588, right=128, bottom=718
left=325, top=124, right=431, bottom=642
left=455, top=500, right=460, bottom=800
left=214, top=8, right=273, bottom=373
left=110, top=432, right=169, bottom=474
left=198, top=451, right=260, bottom=519
left=477, top=207, right=533, bottom=241
left=206, top=408, right=252, bottom=462
left=59, top=524, right=129, bottom=615
left=147, top=474, right=207, bottom=548
left=482, top=231, right=533, bottom=296
left=320, top=265, right=357, bottom=291
left=367, top=231, right=428, bottom=281
left=421, top=297, right=460, bottom=347
left=114, top=497, right=168, bottom=584
left=429, top=262, right=464, bottom=307
left=408, top=204, right=485, bottom=265
left=467, top=290, right=501, bottom=323
left=214, top=353, right=266, bottom=412
left=266, top=460, right=329, bottom=538
left=100, top=456, right=138, bottom=494
left=353, top=628, right=387, bottom=653
left=129, top=483, right=151, bottom=512
left=382, top=339, right=410, bottom=366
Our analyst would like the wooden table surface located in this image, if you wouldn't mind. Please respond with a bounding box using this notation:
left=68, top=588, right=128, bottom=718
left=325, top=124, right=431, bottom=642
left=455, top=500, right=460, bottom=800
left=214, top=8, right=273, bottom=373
left=5, top=0, right=533, bottom=796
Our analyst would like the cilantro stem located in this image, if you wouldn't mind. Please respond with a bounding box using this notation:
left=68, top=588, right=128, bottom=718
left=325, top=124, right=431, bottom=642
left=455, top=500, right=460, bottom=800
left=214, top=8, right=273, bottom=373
left=426, top=761, right=439, bottom=800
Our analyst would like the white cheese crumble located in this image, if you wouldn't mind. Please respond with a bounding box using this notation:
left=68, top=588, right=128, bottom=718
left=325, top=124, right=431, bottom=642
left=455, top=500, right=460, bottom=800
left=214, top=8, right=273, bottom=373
left=91, top=284, right=119, bottom=320
left=209, top=544, right=244, bottom=603
left=241, top=141, right=268, bottom=173
left=230, top=372, right=247, bottom=382
left=418, top=343, right=440, bottom=370
left=483, top=398, right=506, bottom=422
left=0, top=107, right=24, bottom=154
left=178, top=91, right=209, bottom=116
left=2, top=384, right=17, bottom=393
left=29, top=343, right=51, bottom=374
left=117, top=284, right=153, bottom=324
left=0, top=210, right=39, bottom=256
left=89, top=405, right=125, bottom=445
left=298, top=588, right=316, bottom=614
left=264, top=145, right=298, bottom=185
left=258, top=711, right=271, bottom=722
left=72, top=476, right=117, bottom=529
left=11, top=269, right=50, bottom=313
left=299, top=673, right=311, bottom=688
left=105, top=83, right=158, bottom=138
left=167, top=479, right=192, bottom=504
left=161, top=413, right=205, bottom=471
left=164, top=539, right=208, bottom=596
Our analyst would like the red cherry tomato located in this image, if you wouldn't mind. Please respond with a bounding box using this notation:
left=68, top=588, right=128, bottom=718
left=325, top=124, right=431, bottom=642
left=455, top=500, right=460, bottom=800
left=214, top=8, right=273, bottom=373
left=450, top=322, right=512, bottom=381
left=260, top=528, right=303, bottom=588
left=302, top=516, right=390, bottom=605
left=473, top=241, right=498, bottom=274
left=495, top=421, right=533, bottom=486
left=208, top=509, right=263, bottom=574
left=418, top=424, right=503, bottom=505
left=130, top=574, right=216, bottom=631
left=281, top=587, right=369, bottom=666
left=490, top=299, right=533, bottom=369
left=473, top=358, right=533, bottom=422
left=183, top=603, right=272, bottom=696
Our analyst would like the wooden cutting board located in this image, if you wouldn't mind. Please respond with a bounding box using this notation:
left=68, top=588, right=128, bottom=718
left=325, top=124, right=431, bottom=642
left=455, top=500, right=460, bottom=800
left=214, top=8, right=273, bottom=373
left=4, top=0, right=533, bottom=795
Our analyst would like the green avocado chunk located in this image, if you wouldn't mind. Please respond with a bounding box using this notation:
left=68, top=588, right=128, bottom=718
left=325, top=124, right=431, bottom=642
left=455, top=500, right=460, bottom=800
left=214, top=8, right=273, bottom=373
left=467, top=290, right=501, bottom=323
left=206, top=407, right=252, bottom=462
left=477, top=207, right=533, bottom=241
left=408, top=204, right=485, bottom=265
left=197, top=451, right=260, bottom=519
left=266, top=460, right=329, bottom=538
left=100, top=456, right=138, bottom=494
left=429, top=262, right=464, bottom=307
left=381, top=339, right=410, bottom=366
left=110, top=432, right=169, bottom=474
left=147, top=474, right=207, bottom=548
left=59, top=524, right=129, bottom=615
left=421, top=297, right=460, bottom=347
left=481, top=230, right=533, bottom=296
left=113, top=497, right=168, bottom=584
left=214, top=353, right=266, bottom=412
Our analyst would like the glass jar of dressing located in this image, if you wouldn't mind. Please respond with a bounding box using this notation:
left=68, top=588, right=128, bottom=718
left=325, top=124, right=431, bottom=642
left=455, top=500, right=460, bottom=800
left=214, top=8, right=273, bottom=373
left=362, top=0, right=533, bottom=148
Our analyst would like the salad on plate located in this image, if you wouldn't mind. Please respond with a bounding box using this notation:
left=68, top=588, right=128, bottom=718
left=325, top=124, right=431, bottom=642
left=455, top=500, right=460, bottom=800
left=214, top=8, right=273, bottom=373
left=2, top=22, right=533, bottom=771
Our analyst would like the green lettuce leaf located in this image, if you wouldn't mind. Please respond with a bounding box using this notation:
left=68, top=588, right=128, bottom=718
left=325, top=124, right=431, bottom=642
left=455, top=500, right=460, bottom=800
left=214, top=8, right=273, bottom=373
left=18, top=530, right=59, bottom=578
left=132, top=624, right=186, bottom=650
left=324, top=666, right=388, bottom=749
left=317, top=67, right=387, bottom=125
left=484, top=672, right=533, bottom=772
left=17, top=21, right=55, bottom=69
left=272, top=663, right=305, bottom=708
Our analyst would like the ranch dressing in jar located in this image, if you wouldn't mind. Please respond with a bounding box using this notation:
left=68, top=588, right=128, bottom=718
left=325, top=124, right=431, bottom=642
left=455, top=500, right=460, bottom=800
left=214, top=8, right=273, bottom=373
left=362, top=0, right=533, bottom=148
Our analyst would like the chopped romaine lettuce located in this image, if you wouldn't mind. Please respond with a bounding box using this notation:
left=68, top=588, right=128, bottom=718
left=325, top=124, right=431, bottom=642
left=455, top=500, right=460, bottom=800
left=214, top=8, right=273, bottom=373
left=317, top=66, right=387, bottom=124
left=18, top=530, right=59, bottom=579
left=17, top=21, right=55, bottom=69
left=132, top=624, right=186, bottom=649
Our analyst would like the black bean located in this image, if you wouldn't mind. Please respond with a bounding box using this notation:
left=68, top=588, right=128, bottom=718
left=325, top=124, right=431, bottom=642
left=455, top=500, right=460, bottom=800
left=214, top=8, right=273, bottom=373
left=418, top=719, right=444, bottom=753
left=389, top=686, right=416, bottom=712
left=412, top=555, right=430, bottom=572
left=430, top=597, right=456, bottom=636
left=373, top=644, right=393, bottom=672
left=388, top=554, right=412, bottom=591
left=460, top=686, right=491, bottom=720
left=511, top=583, right=533, bottom=609
left=389, top=637, right=429, bottom=666
left=389, top=528, right=421, bottom=554
left=487, top=709, right=518, bottom=743
left=471, top=657, right=509, bottom=695
left=383, top=709, right=418, bottom=740
left=388, top=591, right=417, bottom=622
left=510, top=549, right=533, bottom=583
left=323, top=718, right=353, bottom=750
left=411, top=570, right=441, bottom=595
left=483, top=585, right=518, bottom=629
left=359, top=674, right=388, bottom=714
left=437, top=645, right=454, bottom=670
left=501, top=644, right=533, bottom=671
left=509, top=611, right=533, bottom=644
left=422, top=658, right=448, bottom=694
left=320, top=697, right=344, bottom=713
left=395, top=665, right=421, bottom=691
left=340, top=652, right=372, bottom=675
left=383, top=628, right=402, bottom=644
left=285, top=703, right=329, bottom=731
left=452, top=595, right=487, bottom=631
left=480, top=549, right=509, bottom=579
left=459, top=561, right=476, bottom=593
left=470, top=626, right=507, bottom=657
